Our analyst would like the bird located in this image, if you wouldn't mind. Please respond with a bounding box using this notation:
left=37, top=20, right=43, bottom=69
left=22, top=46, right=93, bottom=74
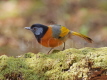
left=25, top=24, right=92, bottom=54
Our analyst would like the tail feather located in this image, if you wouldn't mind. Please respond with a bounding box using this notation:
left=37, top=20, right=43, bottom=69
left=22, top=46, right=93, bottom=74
left=71, top=31, right=93, bottom=43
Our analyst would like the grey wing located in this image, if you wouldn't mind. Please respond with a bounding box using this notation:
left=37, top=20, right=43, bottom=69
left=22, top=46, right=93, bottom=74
left=49, top=24, right=61, bottom=38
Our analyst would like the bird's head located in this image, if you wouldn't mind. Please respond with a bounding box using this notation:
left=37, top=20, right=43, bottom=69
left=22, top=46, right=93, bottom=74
left=25, top=24, right=48, bottom=36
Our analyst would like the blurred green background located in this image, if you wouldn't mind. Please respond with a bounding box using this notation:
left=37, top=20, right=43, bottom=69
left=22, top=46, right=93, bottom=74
left=0, top=0, right=107, bottom=56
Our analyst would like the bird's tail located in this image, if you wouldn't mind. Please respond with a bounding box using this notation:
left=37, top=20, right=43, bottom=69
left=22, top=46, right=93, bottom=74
left=71, top=31, right=93, bottom=43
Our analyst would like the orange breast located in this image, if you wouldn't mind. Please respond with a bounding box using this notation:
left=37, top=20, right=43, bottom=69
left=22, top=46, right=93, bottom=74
left=40, top=27, right=63, bottom=47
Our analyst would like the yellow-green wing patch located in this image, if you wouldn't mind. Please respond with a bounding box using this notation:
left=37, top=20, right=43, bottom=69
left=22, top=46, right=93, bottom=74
left=59, top=26, right=70, bottom=37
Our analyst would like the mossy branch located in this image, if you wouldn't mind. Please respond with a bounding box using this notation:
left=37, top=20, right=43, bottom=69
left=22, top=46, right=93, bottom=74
left=0, top=47, right=107, bottom=80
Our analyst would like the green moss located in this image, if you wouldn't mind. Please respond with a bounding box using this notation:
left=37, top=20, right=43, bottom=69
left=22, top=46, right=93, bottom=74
left=0, top=47, right=107, bottom=80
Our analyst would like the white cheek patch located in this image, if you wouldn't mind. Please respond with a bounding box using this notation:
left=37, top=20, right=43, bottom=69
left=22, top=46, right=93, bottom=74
left=35, top=28, right=43, bottom=35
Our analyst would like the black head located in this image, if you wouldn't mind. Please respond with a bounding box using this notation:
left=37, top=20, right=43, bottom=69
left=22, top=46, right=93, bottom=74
left=25, top=24, right=48, bottom=42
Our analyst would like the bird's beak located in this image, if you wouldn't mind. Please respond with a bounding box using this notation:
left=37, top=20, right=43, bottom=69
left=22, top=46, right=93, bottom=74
left=24, top=27, right=31, bottom=30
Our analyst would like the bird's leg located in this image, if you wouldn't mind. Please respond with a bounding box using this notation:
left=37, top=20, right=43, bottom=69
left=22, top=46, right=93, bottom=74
left=47, top=48, right=53, bottom=54
left=62, top=42, right=65, bottom=51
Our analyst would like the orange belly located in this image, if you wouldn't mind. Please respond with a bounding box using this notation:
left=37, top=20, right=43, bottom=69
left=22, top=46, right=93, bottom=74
left=40, top=27, right=64, bottom=47
left=40, top=37, right=63, bottom=47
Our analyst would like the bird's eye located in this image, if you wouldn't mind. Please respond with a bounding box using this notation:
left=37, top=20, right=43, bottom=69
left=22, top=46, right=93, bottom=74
left=33, top=28, right=36, bottom=31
